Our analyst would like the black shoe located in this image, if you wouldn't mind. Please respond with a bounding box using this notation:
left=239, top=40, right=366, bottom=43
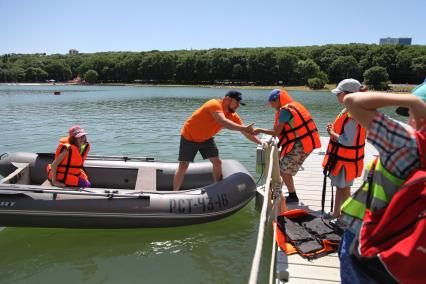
left=286, top=194, right=299, bottom=203
left=330, top=219, right=347, bottom=232
left=323, top=212, right=337, bottom=220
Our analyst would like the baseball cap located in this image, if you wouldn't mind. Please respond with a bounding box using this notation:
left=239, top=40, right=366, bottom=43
left=267, top=89, right=293, bottom=106
left=268, top=89, right=281, bottom=102
left=225, top=90, right=246, bottom=105
left=331, top=79, right=362, bottom=95
left=396, top=82, right=426, bottom=117
left=68, top=125, right=87, bottom=138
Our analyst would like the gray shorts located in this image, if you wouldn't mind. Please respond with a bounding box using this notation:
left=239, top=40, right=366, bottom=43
left=178, top=136, right=219, bottom=162
left=279, top=141, right=311, bottom=176
left=328, top=166, right=354, bottom=188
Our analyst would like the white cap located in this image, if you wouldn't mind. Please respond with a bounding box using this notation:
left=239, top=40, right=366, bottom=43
left=331, top=79, right=362, bottom=95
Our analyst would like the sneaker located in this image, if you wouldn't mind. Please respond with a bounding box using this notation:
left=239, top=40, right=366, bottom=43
left=331, top=219, right=347, bottom=230
left=323, top=212, right=338, bottom=220
left=285, top=194, right=299, bottom=203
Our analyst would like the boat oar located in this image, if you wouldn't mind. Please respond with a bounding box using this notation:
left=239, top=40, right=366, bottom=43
left=37, top=153, right=154, bottom=162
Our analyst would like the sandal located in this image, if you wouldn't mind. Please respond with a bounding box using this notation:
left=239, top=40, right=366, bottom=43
left=323, top=212, right=338, bottom=220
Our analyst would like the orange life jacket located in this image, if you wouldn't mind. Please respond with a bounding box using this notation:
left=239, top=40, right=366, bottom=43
left=322, top=111, right=366, bottom=182
left=47, top=137, right=90, bottom=186
left=275, top=102, right=321, bottom=158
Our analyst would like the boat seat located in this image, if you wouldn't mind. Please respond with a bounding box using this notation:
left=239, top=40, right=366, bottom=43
left=134, top=167, right=157, bottom=192
left=41, top=179, right=55, bottom=188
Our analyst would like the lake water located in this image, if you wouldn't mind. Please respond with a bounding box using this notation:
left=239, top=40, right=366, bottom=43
left=0, top=84, right=402, bottom=283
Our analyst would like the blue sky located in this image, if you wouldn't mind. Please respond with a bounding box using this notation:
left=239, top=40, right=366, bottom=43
left=0, top=0, right=424, bottom=54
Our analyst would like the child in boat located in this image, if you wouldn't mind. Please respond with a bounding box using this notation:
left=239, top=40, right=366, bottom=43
left=322, top=79, right=368, bottom=219
left=47, top=125, right=91, bottom=188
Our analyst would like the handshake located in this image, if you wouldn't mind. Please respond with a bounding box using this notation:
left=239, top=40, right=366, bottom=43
left=242, top=123, right=262, bottom=135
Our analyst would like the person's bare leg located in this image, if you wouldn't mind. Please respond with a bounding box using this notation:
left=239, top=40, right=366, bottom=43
left=279, top=191, right=287, bottom=213
left=208, top=157, right=222, bottom=182
left=281, top=172, right=299, bottom=203
left=173, top=161, right=190, bottom=191
left=342, top=186, right=351, bottom=202
left=332, top=186, right=350, bottom=218
left=282, top=173, right=296, bottom=193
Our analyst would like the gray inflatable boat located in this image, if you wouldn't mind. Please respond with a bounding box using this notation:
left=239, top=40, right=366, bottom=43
left=0, top=152, right=256, bottom=228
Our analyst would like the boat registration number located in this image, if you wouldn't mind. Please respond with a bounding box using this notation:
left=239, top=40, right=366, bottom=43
left=0, top=201, right=16, bottom=207
left=169, top=194, right=229, bottom=213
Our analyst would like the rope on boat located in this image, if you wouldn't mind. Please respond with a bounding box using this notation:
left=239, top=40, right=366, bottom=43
left=0, top=184, right=149, bottom=199
left=248, top=144, right=275, bottom=284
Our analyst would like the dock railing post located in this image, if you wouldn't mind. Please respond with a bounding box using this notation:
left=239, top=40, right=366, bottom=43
left=267, top=143, right=286, bottom=284
left=269, top=191, right=281, bottom=284
left=249, top=140, right=282, bottom=284
left=265, top=141, right=282, bottom=197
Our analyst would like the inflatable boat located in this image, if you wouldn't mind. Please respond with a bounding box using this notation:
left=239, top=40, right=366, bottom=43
left=0, top=152, right=256, bottom=228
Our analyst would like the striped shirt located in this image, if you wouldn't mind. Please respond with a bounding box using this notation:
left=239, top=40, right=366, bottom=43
left=344, top=112, right=420, bottom=234
left=367, top=112, right=420, bottom=179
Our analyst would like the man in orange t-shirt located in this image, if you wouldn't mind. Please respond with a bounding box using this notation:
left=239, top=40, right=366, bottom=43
left=173, top=90, right=262, bottom=191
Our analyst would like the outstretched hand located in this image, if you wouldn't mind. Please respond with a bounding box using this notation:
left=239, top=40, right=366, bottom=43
left=244, top=123, right=255, bottom=135
left=253, top=128, right=262, bottom=135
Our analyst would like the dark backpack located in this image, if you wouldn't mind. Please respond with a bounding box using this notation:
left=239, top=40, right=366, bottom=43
left=351, top=130, right=426, bottom=283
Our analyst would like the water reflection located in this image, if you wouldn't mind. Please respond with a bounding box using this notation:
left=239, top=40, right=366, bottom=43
left=0, top=204, right=258, bottom=284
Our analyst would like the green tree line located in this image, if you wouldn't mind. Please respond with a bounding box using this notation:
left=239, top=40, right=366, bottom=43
left=1, top=44, right=425, bottom=89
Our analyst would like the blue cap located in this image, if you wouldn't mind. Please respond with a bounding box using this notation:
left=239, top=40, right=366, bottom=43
left=268, top=89, right=281, bottom=102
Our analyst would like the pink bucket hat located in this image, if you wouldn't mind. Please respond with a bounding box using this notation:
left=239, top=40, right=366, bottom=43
left=68, top=125, right=87, bottom=138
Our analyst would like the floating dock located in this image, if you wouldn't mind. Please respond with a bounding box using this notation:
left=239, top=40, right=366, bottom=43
left=274, top=137, right=378, bottom=283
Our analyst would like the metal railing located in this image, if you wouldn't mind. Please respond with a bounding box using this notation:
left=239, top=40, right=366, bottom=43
left=248, top=143, right=275, bottom=284
left=249, top=140, right=283, bottom=284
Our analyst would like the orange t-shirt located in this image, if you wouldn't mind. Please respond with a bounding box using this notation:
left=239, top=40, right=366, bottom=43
left=181, top=99, right=242, bottom=142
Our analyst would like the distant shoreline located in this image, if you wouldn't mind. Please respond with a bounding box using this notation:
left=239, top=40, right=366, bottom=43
left=1, top=82, right=331, bottom=92
left=102, top=83, right=332, bottom=92
left=1, top=82, right=415, bottom=92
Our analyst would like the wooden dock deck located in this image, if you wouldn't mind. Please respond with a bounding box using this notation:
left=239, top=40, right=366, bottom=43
left=275, top=137, right=378, bottom=283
